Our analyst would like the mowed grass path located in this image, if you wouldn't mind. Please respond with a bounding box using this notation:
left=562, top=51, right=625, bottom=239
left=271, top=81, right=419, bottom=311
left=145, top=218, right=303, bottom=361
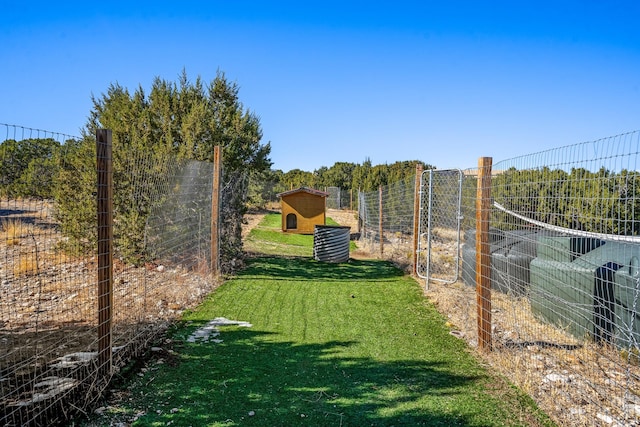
left=98, top=214, right=553, bottom=426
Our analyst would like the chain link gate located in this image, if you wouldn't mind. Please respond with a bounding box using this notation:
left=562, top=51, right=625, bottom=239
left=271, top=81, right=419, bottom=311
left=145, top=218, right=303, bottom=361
left=416, top=169, right=464, bottom=288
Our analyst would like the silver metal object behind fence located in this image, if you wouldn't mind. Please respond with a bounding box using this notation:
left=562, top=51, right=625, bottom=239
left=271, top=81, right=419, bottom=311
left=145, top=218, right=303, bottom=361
left=313, top=225, right=351, bottom=263
left=326, top=186, right=341, bottom=210
left=416, top=169, right=463, bottom=288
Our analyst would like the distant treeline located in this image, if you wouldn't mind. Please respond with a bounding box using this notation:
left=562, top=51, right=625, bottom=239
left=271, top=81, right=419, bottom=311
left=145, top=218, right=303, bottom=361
left=248, top=159, right=435, bottom=207
left=490, top=166, right=640, bottom=236
left=0, top=137, right=63, bottom=199
left=4, top=137, right=639, bottom=238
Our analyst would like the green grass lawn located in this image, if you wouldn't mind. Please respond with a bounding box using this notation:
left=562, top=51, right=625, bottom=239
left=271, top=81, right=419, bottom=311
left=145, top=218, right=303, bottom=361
left=244, top=213, right=355, bottom=257
left=86, top=214, right=553, bottom=426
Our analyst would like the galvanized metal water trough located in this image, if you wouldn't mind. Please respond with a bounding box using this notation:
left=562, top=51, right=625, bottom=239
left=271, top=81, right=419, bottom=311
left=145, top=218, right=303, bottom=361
left=313, top=225, right=351, bottom=263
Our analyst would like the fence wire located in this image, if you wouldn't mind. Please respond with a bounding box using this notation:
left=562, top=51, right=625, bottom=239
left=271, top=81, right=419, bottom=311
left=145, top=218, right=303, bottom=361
left=0, top=124, right=94, bottom=425
left=326, top=187, right=353, bottom=210
left=5, top=119, right=640, bottom=426
left=108, top=149, right=218, bottom=375
left=416, top=169, right=463, bottom=286
left=358, top=177, right=415, bottom=268
left=426, top=132, right=640, bottom=427
left=358, top=132, right=640, bottom=425
left=486, top=132, right=640, bottom=426
left=0, top=123, right=229, bottom=425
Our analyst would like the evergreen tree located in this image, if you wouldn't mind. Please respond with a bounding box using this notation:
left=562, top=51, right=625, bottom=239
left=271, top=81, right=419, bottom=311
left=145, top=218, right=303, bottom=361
left=55, top=70, right=271, bottom=270
left=0, top=138, right=62, bottom=198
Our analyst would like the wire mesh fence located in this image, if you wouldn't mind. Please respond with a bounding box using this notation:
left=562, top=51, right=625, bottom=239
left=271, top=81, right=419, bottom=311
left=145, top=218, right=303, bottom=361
left=5, top=119, right=640, bottom=425
left=358, top=177, right=416, bottom=268
left=416, top=169, right=464, bottom=286
left=325, top=186, right=354, bottom=210
left=485, top=132, right=640, bottom=426
left=0, top=124, right=94, bottom=425
left=0, top=124, right=234, bottom=425
left=326, top=186, right=341, bottom=210
left=356, top=132, right=640, bottom=425
left=424, top=132, right=640, bottom=426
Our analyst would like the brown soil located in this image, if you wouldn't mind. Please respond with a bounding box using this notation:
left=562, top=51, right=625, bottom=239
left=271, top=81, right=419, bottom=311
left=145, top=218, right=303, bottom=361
left=242, top=210, right=269, bottom=239
left=326, top=208, right=359, bottom=232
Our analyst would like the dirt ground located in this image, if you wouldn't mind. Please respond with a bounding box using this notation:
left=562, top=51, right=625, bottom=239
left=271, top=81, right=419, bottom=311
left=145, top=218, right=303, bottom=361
left=241, top=211, right=267, bottom=239
left=326, top=208, right=359, bottom=232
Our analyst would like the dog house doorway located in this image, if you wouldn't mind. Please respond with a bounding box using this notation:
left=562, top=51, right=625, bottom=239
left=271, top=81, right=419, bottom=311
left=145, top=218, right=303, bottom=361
left=286, top=213, right=297, bottom=230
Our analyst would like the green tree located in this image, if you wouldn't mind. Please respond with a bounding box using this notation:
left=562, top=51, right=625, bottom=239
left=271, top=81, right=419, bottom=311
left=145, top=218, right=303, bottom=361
left=352, top=158, right=373, bottom=192
left=53, top=138, right=97, bottom=253
left=247, top=169, right=283, bottom=209
left=281, top=169, right=315, bottom=190
left=0, top=138, right=62, bottom=198
left=323, top=162, right=356, bottom=190
left=55, top=70, right=271, bottom=271
left=312, top=166, right=328, bottom=189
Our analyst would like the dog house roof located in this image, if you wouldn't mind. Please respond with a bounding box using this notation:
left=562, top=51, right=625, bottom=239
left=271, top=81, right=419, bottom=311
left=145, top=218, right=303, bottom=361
left=277, top=186, right=329, bottom=198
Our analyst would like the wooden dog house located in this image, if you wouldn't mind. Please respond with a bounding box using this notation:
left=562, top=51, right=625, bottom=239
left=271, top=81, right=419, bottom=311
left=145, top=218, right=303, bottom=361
left=277, top=187, right=329, bottom=234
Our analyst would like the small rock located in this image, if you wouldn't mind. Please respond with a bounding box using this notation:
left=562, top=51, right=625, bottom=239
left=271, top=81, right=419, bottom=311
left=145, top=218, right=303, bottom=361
left=248, top=410, right=255, bottom=416
left=156, top=265, right=165, bottom=272
left=449, top=330, right=465, bottom=339
left=596, top=413, right=613, bottom=424
left=544, top=373, right=570, bottom=384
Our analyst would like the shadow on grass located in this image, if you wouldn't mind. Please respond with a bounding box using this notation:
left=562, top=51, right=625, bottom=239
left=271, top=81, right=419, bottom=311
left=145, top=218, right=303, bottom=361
left=138, top=328, right=485, bottom=426
left=237, top=256, right=404, bottom=282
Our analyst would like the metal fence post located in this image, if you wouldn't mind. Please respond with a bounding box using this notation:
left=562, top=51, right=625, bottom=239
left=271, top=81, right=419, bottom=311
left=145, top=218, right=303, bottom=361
left=211, top=145, right=222, bottom=276
left=379, top=185, right=384, bottom=256
left=412, top=164, right=423, bottom=276
left=96, top=129, right=113, bottom=378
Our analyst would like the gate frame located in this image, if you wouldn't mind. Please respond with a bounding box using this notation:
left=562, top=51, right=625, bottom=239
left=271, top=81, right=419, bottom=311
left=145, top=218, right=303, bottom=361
left=416, top=168, right=464, bottom=289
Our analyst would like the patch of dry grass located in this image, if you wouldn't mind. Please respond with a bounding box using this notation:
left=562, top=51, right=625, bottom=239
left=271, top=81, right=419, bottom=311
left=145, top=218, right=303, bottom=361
left=1, top=218, right=41, bottom=245
left=425, top=279, right=640, bottom=426
left=13, top=254, right=39, bottom=276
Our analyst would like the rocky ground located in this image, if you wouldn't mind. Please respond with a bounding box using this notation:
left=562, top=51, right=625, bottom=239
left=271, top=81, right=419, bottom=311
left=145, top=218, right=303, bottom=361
left=0, top=199, right=218, bottom=419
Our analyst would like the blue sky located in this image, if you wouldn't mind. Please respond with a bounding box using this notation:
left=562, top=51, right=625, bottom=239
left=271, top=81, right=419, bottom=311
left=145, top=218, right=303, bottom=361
left=2, top=1, right=639, bottom=172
